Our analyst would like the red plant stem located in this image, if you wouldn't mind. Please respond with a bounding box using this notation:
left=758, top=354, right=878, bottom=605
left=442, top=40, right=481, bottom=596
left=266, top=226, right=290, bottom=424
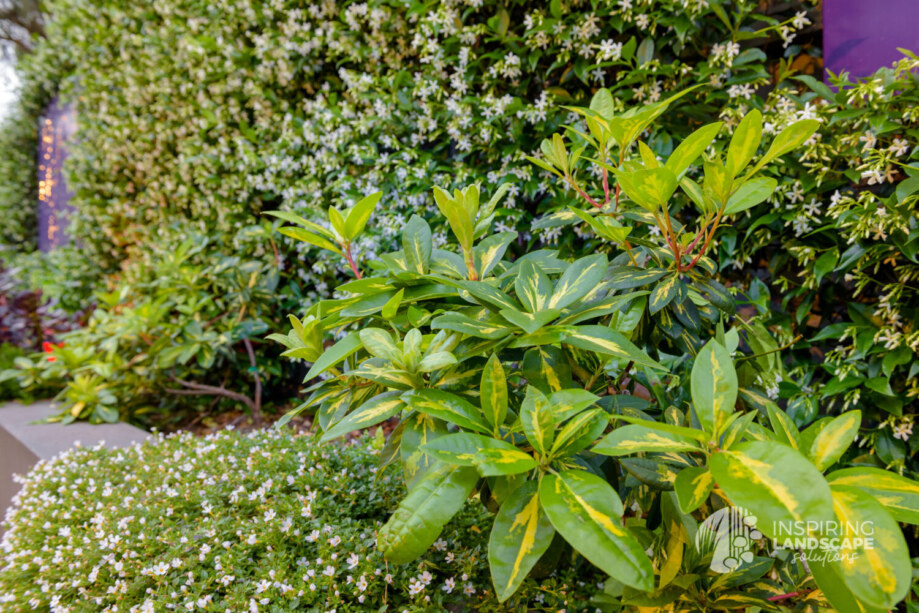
left=567, top=176, right=603, bottom=209
left=767, top=591, right=808, bottom=602
left=344, top=244, right=362, bottom=279
left=614, top=183, right=621, bottom=211
left=685, top=209, right=724, bottom=271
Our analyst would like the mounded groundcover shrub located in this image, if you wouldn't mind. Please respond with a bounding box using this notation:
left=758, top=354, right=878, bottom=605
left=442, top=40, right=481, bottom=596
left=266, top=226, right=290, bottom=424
left=0, top=430, right=602, bottom=612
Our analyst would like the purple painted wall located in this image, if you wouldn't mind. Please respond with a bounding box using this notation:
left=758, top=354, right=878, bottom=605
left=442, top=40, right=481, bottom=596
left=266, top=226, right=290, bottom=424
left=37, top=97, right=76, bottom=252
left=824, top=0, right=919, bottom=80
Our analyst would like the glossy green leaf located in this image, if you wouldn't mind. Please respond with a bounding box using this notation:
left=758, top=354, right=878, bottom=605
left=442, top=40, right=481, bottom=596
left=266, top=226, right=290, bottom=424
left=405, top=389, right=491, bottom=434
left=665, top=122, right=722, bottom=178
left=320, top=391, right=404, bottom=442
left=565, top=325, right=665, bottom=371
left=489, top=481, right=556, bottom=602
left=520, top=386, right=554, bottom=454
left=674, top=466, right=713, bottom=513
left=278, top=226, right=342, bottom=255
left=547, top=254, right=608, bottom=310
left=539, top=470, right=653, bottom=590
left=690, top=339, right=737, bottom=436
left=304, top=333, right=362, bottom=381
left=593, top=424, right=701, bottom=456
left=723, top=177, right=777, bottom=215
left=808, top=410, right=860, bottom=471
left=710, top=441, right=835, bottom=540
left=726, top=110, right=762, bottom=176
left=344, top=191, right=382, bottom=239
left=515, top=260, right=551, bottom=313
left=359, top=328, right=400, bottom=362
left=402, top=215, right=432, bottom=274
left=378, top=463, right=479, bottom=563
left=814, top=485, right=910, bottom=609
left=826, top=467, right=919, bottom=525
left=481, top=353, right=508, bottom=429
left=474, top=447, right=538, bottom=476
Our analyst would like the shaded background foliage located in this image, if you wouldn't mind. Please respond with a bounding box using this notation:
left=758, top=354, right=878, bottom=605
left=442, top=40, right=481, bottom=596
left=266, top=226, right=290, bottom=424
left=0, top=0, right=915, bottom=473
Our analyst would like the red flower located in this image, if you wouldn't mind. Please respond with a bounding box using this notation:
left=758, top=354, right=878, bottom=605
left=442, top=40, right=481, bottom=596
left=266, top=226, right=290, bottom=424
left=42, top=341, right=64, bottom=362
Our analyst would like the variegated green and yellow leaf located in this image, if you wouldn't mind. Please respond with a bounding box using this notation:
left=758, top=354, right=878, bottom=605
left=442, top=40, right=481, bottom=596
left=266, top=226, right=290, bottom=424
left=766, top=402, right=800, bottom=449
left=474, top=232, right=518, bottom=278
left=431, top=312, right=514, bottom=340
left=608, top=266, right=670, bottom=290
left=816, top=485, right=910, bottom=610
left=550, top=409, right=607, bottom=458
left=690, top=339, right=737, bottom=436
left=320, top=391, right=405, bottom=443
left=674, top=466, right=714, bottom=513
left=520, top=386, right=554, bottom=454
left=539, top=470, right=653, bottom=590
left=564, top=325, right=665, bottom=371
left=515, top=260, right=551, bottom=313
left=404, top=388, right=491, bottom=434
left=489, top=481, right=555, bottom=602
left=402, top=215, right=432, bottom=274
left=808, top=410, right=860, bottom=471
left=422, top=432, right=505, bottom=466
left=826, top=467, right=919, bottom=525
left=481, top=354, right=508, bottom=429
left=547, top=254, right=608, bottom=310
left=593, top=424, right=702, bottom=456
left=649, top=274, right=684, bottom=315
left=474, top=447, right=538, bottom=477
left=709, top=441, right=835, bottom=540
left=354, top=359, right=421, bottom=390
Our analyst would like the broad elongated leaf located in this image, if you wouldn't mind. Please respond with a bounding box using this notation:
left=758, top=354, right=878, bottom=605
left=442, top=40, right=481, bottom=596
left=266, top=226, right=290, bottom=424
left=499, top=307, right=560, bottom=334
left=690, top=339, right=737, bottom=436
left=813, top=485, right=910, bottom=610
left=304, top=333, right=362, bottom=381
left=481, top=354, right=508, bottom=429
left=377, top=463, right=479, bottom=564
left=474, top=232, right=517, bottom=278
left=550, top=408, right=608, bottom=457
left=808, top=410, right=860, bottom=471
left=649, top=275, right=685, bottom=314
left=665, top=122, right=722, bottom=178
left=710, top=441, right=835, bottom=540
left=608, top=266, right=670, bottom=289
left=593, top=424, right=702, bottom=456
left=611, top=415, right=709, bottom=442
left=344, top=191, right=382, bottom=239
left=750, top=119, right=819, bottom=175
left=402, top=215, right=432, bottom=274
left=564, top=325, right=665, bottom=371
left=278, top=226, right=342, bottom=255
left=618, top=167, right=678, bottom=210
left=825, top=467, right=919, bottom=525
left=320, top=391, right=404, bottom=442
left=515, top=260, right=551, bottom=313
left=723, top=177, right=777, bottom=215
left=354, top=360, right=421, bottom=390
left=549, top=388, right=600, bottom=422
left=489, top=481, right=556, bottom=602
left=548, top=254, right=608, bottom=310
left=520, top=386, right=554, bottom=454
left=726, top=110, right=762, bottom=176
left=674, top=466, right=713, bottom=513
left=400, top=412, right=447, bottom=489
left=431, top=312, right=513, bottom=340
left=359, top=328, right=400, bottom=362
left=474, top=447, right=538, bottom=476
left=423, top=432, right=507, bottom=465
left=405, top=389, right=491, bottom=434
left=539, top=470, right=653, bottom=590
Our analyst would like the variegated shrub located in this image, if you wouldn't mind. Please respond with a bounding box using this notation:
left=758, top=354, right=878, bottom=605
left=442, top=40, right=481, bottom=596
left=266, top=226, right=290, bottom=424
left=270, top=95, right=918, bottom=609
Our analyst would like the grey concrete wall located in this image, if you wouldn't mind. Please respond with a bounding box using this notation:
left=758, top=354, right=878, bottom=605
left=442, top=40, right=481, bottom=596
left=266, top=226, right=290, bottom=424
left=0, top=401, right=149, bottom=535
